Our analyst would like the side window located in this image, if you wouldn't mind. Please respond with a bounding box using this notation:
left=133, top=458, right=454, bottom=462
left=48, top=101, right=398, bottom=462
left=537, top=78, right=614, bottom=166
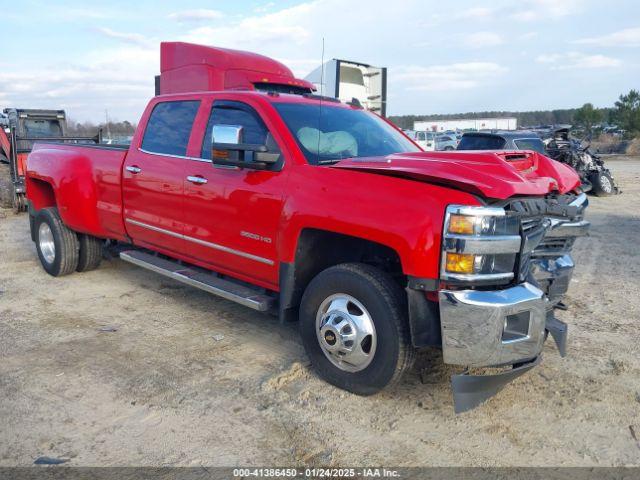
left=141, top=101, right=200, bottom=156
left=416, top=132, right=426, bottom=141
left=201, top=103, right=268, bottom=160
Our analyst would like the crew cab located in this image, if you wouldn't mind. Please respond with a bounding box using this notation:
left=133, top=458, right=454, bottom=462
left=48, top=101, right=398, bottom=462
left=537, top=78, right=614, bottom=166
left=25, top=43, right=589, bottom=412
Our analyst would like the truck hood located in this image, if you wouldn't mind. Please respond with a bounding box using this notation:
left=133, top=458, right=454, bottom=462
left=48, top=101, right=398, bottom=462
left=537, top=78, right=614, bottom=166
left=330, top=150, right=581, bottom=200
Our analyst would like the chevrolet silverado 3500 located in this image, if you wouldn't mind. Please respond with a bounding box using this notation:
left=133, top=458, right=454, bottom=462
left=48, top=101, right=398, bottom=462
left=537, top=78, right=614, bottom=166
left=25, top=43, right=589, bottom=412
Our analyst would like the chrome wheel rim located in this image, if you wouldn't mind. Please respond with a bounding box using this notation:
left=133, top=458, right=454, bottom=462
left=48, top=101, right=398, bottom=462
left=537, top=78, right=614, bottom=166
left=315, top=293, right=377, bottom=372
left=38, top=223, right=56, bottom=265
left=600, top=175, right=612, bottom=192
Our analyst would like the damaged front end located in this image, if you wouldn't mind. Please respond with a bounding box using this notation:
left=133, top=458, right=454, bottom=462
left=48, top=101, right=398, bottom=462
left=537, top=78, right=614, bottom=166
left=438, top=192, right=589, bottom=412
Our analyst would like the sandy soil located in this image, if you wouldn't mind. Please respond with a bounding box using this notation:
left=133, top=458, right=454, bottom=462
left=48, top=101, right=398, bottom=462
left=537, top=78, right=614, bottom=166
left=0, top=158, right=639, bottom=467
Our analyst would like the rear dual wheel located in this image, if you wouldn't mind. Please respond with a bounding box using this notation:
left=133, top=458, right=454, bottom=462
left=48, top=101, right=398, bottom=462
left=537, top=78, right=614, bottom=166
left=299, top=263, right=415, bottom=395
left=77, top=234, right=103, bottom=272
left=34, top=208, right=102, bottom=276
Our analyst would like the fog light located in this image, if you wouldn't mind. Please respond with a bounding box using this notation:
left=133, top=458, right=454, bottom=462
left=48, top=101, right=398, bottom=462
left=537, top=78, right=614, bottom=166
left=502, top=311, right=531, bottom=343
left=445, top=253, right=476, bottom=274
left=448, top=214, right=475, bottom=235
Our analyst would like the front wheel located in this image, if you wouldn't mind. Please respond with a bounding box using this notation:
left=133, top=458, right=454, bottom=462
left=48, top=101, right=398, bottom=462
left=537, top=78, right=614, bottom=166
left=299, top=263, right=415, bottom=395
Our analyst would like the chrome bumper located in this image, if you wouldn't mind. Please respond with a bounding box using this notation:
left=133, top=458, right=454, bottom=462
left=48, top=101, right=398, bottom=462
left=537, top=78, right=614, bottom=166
left=439, top=282, right=548, bottom=367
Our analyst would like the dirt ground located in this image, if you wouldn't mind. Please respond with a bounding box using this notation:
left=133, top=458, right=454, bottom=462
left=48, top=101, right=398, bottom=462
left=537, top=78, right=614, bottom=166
left=1, top=157, right=639, bottom=467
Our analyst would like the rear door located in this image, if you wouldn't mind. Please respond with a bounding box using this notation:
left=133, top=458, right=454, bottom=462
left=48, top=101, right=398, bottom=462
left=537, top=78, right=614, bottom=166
left=122, top=100, right=200, bottom=254
left=182, top=99, right=288, bottom=288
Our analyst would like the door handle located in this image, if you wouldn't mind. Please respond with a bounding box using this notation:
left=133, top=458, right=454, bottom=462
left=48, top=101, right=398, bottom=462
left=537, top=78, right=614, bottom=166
left=187, top=175, right=208, bottom=185
left=126, top=165, right=141, bottom=174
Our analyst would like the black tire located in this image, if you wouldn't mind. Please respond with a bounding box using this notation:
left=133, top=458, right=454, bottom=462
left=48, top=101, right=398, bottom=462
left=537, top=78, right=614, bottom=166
left=29, top=211, right=36, bottom=242
left=77, top=234, right=103, bottom=272
left=444, top=146, right=455, bottom=151
left=590, top=171, right=615, bottom=196
left=299, top=263, right=415, bottom=395
left=34, top=208, right=79, bottom=276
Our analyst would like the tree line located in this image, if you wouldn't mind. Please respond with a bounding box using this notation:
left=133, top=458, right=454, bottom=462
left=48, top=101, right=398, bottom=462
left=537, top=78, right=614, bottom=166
left=389, top=89, right=640, bottom=137
left=67, top=119, right=136, bottom=137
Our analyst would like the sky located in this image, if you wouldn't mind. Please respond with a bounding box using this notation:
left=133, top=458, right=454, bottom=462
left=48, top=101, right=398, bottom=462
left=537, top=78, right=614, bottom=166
left=1, top=0, right=639, bottom=123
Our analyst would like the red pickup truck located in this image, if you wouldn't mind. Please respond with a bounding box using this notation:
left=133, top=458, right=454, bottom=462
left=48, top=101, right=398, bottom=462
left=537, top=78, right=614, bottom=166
left=25, top=43, right=589, bottom=412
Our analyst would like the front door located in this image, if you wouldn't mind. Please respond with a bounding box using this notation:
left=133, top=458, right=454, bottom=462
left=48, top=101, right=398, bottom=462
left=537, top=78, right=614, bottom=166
left=122, top=100, right=200, bottom=254
left=182, top=100, right=288, bottom=289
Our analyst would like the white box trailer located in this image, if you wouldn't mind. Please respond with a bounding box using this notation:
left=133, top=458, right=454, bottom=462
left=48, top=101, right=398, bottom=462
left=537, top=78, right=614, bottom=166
left=305, top=59, right=387, bottom=116
left=414, top=117, right=518, bottom=132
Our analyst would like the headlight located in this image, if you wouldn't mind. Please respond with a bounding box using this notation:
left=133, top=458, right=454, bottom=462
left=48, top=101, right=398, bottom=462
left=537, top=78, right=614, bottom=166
left=441, top=205, right=521, bottom=283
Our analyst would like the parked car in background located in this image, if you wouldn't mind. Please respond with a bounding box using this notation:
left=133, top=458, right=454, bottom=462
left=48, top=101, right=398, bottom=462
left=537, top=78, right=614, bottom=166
left=413, top=130, right=436, bottom=151
left=457, top=131, right=546, bottom=154
left=435, top=134, right=457, bottom=151
left=442, top=129, right=462, bottom=141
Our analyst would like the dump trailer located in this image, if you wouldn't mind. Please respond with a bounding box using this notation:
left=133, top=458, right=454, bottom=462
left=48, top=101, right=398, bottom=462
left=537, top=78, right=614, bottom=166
left=305, top=59, right=387, bottom=116
left=0, top=108, right=101, bottom=212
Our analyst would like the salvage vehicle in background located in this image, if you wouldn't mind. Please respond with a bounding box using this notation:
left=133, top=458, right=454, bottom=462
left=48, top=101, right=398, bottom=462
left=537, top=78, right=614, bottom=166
left=25, top=42, right=589, bottom=412
left=457, top=129, right=620, bottom=196
left=0, top=108, right=101, bottom=212
left=544, top=128, right=620, bottom=196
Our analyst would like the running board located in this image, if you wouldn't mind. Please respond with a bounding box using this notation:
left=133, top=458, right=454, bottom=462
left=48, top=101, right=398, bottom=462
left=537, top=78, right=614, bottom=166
left=119, top=250, right=275, bottom=312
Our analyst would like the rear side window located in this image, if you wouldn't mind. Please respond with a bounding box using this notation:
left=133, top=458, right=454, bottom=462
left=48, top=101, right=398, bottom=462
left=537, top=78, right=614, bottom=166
left=457, top=135, right=506, bottom=150
left=201, top=103, right=268, bottom=160
left=514, top=138, right=546, bottom=154
left=141, top=101, right=200, bottom=156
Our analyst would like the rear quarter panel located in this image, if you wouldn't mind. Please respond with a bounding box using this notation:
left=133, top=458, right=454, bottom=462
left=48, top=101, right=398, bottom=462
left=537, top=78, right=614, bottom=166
left=26, top=144, right=128, bottom=240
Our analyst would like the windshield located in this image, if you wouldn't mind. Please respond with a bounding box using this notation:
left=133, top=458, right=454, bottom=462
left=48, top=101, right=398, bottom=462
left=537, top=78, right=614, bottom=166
left=514, top=138, right=546, bottom=154
left=273, top=103, right=420, bottom=165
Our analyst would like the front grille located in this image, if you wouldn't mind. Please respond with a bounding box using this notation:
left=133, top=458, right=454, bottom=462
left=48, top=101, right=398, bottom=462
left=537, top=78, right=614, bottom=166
left=500, top=194, right=588, bottom=297
left=533, top=237, right=575, bottom=257
left=521, top=217, right=542, bottom=233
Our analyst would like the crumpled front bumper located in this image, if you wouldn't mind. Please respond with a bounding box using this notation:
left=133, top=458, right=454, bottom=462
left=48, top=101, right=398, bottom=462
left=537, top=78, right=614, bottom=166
left=439, top=282, right=567, bottom=412
left=439, top=282, right=548, bottom=367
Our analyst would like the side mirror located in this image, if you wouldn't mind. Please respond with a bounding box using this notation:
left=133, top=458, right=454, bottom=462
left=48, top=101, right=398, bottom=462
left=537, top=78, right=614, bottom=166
left=210, top=124, right=280, bottom=169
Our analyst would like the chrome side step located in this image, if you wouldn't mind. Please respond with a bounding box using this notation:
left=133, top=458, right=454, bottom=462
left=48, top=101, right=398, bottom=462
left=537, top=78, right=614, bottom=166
left=119, top=250, right=275, bottom=312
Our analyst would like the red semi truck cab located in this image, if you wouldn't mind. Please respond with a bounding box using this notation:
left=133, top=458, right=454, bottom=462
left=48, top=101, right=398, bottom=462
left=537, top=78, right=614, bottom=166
left=24, top=43, right=589, bottom=412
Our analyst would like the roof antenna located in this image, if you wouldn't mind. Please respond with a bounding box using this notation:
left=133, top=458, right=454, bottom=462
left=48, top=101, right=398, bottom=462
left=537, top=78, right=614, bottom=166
left=316, top=37, right=325, bottom=164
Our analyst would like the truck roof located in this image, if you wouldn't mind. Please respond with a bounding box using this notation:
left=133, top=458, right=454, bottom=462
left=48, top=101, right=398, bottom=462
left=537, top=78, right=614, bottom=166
left=154, top=90, right=356, bottom=109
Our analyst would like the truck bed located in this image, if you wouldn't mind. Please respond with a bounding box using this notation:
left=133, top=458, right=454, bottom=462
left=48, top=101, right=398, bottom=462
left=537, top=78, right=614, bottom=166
left=26, top=142, right=129, bottom=240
